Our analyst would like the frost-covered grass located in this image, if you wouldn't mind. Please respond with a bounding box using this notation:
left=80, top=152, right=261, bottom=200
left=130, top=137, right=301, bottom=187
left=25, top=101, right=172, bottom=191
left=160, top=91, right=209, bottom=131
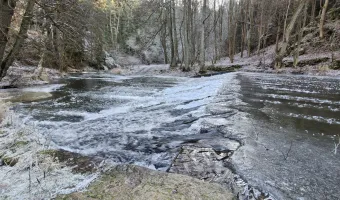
left=0, top=102, right=97, bottom=200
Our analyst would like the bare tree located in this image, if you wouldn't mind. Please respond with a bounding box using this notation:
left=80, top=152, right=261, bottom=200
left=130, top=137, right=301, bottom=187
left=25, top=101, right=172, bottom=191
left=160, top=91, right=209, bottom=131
left=0, top=0, right=35, bottom=80
left=199, top=0, right=207, bottom=72
left=274, top=0, right=307, bottom=69
left=0, top=0, right=17, bottom=65
left=319, top=0, right=329, bottom=39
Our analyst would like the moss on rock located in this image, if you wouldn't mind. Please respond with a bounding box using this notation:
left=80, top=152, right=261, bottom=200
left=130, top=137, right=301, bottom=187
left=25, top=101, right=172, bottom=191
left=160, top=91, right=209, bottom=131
left=39, top=149, right=102, bottom=174
left=1, top=156, right=19, bottom=167
left=56, top=165, right=234, bottom=200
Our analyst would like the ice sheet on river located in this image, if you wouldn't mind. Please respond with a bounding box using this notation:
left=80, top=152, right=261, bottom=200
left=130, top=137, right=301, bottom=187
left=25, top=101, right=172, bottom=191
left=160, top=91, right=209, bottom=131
left=18, top=74, right=232, bottom=170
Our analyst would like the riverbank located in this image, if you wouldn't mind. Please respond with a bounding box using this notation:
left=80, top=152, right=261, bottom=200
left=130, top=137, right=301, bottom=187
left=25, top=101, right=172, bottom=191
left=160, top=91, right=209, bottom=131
left=0, top=102, right=99, bottom=199
left=1, top=45, right=339, bottom=90
left=0, top=63, right=62, bottom=89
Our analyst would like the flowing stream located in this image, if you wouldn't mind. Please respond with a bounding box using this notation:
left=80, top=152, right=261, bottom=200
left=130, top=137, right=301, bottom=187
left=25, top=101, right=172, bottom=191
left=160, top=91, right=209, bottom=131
left=4, top=72, right=340, bottom=199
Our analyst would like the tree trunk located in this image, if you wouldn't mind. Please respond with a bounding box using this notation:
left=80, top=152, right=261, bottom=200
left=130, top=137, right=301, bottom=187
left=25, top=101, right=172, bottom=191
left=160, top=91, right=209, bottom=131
left=319, top=0, right=329, bottom=39
left=0, top=0, right=17, bottom=65
left=240, top=0, right=246, bottom=58
left=169, top=0, right=176, bottom=68
left=293, top=17, right=303, bottom=67
left=275, top=23, right=281, bottom=54
left=247, top=0, right=253, bottom=57
left=257, top=0, right=265, bottom=56
left=115, top=11, right=120, bottom=49
left=183, top=0, right=190, bottom=71
left=199, top=0, right=207, bottom=72
left=228, top=0, right=235, bottom=63
left=283, top=0, right=291, bottom=42
left=213, top=0, right=218, bottom=62
left=53, top=0, right=64, bottom=72
left=274, top=0, right=307, bottom=69
left=0, top=0, right=35, bottom=80
left=311, top=0, right=316, bottom=21
left=160, top=1, right=168, bottom=64
left=219, top=7, right=223, bottom=59
left=172, top=0, right=179, bottom=63
left=189, top=0, right=195, bottom=66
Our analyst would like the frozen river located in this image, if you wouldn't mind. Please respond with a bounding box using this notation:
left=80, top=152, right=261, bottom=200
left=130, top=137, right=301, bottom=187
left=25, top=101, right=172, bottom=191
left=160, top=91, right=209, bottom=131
left=9, top=72, right=340, bottom=199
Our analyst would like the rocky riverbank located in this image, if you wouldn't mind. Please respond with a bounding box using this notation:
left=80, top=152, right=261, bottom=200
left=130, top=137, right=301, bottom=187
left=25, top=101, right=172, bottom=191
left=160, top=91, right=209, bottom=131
left=0, top=64, right=62, bottom=89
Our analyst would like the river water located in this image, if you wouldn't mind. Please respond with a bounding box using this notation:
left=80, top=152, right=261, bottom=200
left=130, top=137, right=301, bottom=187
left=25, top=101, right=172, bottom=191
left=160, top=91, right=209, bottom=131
left=6, top=72, right=340, bottom=199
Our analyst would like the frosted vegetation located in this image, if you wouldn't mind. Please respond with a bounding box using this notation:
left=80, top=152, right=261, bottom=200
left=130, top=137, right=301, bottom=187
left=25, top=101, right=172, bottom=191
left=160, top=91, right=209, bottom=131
left=0, top=102, right=99, bottom=199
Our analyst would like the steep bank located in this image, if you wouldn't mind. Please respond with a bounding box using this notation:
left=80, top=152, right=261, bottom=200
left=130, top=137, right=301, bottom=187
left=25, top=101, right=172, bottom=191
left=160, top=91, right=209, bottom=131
left=211, top=19, right=340, bottom=77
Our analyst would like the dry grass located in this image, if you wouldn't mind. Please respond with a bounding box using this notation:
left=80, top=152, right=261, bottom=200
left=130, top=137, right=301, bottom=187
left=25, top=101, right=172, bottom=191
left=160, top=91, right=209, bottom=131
left=0, top=103, right=93, bottom=199
left=0, top=101, right=10, bottom=124
left=318, top=65, right=330, bottom=72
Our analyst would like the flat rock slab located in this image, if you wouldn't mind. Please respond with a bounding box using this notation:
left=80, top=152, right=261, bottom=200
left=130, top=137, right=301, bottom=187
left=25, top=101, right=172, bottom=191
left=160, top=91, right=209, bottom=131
left=169, top=145, right=235, bottom=183
left=57, top=164, right=234, bottom=200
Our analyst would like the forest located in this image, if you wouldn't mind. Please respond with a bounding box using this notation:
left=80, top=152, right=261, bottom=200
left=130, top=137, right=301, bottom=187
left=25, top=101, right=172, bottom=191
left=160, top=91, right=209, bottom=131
left=0, top=0, right=339, bottom=82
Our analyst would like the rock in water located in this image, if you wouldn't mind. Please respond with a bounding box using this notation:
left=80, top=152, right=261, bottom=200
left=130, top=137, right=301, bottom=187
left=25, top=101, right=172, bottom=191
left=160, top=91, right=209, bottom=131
left=104, top=52, right=121, bottom=69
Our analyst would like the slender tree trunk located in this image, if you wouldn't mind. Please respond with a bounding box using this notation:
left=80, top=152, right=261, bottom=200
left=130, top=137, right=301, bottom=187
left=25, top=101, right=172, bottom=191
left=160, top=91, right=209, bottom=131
left=53, top=0, right=63, bottom=72
left=172, top=0, right=179, bottom=63
left=275, top=24, right=281, bottom=54
left=319, top=0, right=329, bottom=39
left=183, top=0, right=190, bottom=71
left=0, top=0, right=35, bottom=80
left=219, top=7, right=223, bottom=58
left=160, top=1, right=168, bottom=64
left=34, top=18, right=49, bottom=80
left=283, top=0, right=291, bottom=42
left=294, top=17, right=303, bottom=67
left=311, top=0, right=316, bottom=21
left=199, top=0, right=207, bottom=72
left=232, top=17, right=237, bottom=63
left=169, top=0, right=176, bottom=68
left=257, top=0, right=265, bottom=56
left=228, top=0, right=235, bottom=63
left=247, top=0, right=253, bottom=57
left=189, top=0, right=195, bottom=65
left=213, top=0, right=218, bottom=62
left=115, top=11, right=120, bottom=49
left=240, top=0, right=246, bottom=58
left=179, top=6, right=185, bottom=67
left=303, top=1, right=309, bottom=29
left=109, top=10, right=115, bottom=45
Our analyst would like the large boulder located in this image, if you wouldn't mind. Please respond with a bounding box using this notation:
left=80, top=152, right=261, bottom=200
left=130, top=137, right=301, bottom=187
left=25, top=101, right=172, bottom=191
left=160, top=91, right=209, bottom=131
left=104, top=52, right=121, bottom=69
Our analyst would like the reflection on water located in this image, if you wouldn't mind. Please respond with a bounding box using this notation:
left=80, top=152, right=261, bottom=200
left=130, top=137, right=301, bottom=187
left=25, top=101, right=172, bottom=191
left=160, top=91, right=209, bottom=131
left=238, top=73, right=340, bottom=137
